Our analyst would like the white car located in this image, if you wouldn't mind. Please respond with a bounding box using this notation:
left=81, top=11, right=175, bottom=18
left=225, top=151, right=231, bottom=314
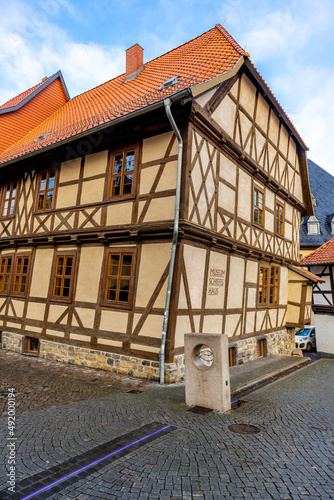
left=295, top=327, right=316, bottom=352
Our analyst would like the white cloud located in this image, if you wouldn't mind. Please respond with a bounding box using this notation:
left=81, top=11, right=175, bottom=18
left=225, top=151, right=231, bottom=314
left=216, top=0, right=334, bottom=175
left=0, top=0, right=125, bottom=104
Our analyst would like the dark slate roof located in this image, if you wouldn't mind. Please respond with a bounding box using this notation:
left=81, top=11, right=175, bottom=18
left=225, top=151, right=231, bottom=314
left=300, top=159, right=334, bottom=247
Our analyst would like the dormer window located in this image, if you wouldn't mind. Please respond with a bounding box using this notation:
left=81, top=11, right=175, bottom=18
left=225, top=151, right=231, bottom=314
left=307, top=216, right=320, bottom=235
left=331, top=216, right=334, bottom=234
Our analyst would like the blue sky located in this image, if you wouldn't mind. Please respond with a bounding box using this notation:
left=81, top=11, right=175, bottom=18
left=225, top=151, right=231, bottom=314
left=1, top=0, right=333, bottom=174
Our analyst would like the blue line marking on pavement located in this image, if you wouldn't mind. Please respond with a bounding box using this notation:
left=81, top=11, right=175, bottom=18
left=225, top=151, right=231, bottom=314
left=21, top=424, right=171, bottom=500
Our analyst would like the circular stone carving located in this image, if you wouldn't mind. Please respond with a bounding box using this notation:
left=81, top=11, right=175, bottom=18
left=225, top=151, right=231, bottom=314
left=227, top=424, right=260, bottom=434
left=192, top=344, right=214, bottom=370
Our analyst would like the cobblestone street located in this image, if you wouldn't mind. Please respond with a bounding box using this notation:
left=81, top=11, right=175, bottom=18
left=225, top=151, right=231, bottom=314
left=0, top=351, right=333, bottom=499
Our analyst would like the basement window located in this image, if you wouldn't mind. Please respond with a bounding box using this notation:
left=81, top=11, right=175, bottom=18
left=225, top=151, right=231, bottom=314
left=257, top=339, right=266, bottom=359
left=229, top=347, right=236, bottom=367
left=26, top=337, right=39, bottom=355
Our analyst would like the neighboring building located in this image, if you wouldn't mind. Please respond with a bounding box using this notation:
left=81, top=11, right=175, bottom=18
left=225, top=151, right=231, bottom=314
left=0, top=71, right=70, bottom=155
left=300, top=160, right=334, bottom=259
left=0, top=25, right=314, bottom=382
left=301, top=239, right=334, bottom=356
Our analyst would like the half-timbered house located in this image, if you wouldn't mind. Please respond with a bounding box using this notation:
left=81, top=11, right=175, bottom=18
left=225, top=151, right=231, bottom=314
left=301, top=238, right=334, bottom=356
left=0, top=25, right=314, bottom=381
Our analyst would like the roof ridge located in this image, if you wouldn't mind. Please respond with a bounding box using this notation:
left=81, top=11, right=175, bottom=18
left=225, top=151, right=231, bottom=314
left=0, top=71, right=69, bottom=113
left=215, top=24, right=249, bottom=56
left=0, top=81, right=44, bottom=110
left=68, top=24, right=243, bottom=101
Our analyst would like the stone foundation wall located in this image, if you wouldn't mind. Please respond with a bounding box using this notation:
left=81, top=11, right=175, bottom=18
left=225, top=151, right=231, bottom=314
left=1, top=328, right=293, bottom=381
left=1, top=332, right=24, bottom=353
left=39, top=340, right=185, bottom=383
left=230, top=328, right=294, bottom=365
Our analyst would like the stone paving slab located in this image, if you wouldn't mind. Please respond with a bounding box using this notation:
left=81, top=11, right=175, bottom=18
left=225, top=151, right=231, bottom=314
left=0, top=353, right=333, bottom=499
left=230, top=355, right=311, bottom=394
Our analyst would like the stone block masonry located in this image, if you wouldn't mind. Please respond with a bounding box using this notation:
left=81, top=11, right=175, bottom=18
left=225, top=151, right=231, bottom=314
left=1, top=328, right=294, bottom=382
left=1, top=332, right=24, bottom=353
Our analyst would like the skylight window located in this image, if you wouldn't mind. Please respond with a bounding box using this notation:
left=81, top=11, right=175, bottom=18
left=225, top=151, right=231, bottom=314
left=34, top=132, right=50, bottom=142
left=331, top=216, right=334, bottom=234
left=159, top=76, right=180, bottom=90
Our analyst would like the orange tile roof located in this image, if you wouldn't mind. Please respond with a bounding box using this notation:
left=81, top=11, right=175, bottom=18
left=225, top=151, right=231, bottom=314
left=0, top=24, right=304, bottom=166
left=300, top=238, right=334, bottom=265
left=0, top=72, right=69, bottom=155
left=0, top=81, right=45, bottom=110
left=293, top=266, right=325, bottom=282
left=0, top=25, right=245, bottom=164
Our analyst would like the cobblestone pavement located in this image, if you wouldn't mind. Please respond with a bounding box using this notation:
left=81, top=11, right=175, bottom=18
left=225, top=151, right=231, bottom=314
left=0, top=351, right=148, bottom=416
left=0, top=351, right=333, bottom=499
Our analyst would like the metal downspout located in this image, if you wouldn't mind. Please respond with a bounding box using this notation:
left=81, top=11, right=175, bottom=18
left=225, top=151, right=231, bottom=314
left=159, top=98, right=183, bottom=384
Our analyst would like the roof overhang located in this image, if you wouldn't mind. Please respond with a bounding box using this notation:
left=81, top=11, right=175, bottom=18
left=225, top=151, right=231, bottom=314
left=0, top=88, right=191, bottom=169
left=289, top=264, right=325, bottom=283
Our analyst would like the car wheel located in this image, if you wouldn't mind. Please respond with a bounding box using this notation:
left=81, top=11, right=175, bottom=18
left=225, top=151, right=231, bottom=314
left=306, top=343, right=312, bottom=352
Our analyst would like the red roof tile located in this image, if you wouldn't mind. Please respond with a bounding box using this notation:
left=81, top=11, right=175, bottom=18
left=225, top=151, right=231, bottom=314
left=0, top=81, right=45, bottom=110
left=0, top=72, right=69, bottom=155
left=0, top=25, right=245, bottom=163
left=293, top=266, right=325, bottom=282
left=300, top=238, right=334, bottom=265
left=0, top=24, right=305, bottom=165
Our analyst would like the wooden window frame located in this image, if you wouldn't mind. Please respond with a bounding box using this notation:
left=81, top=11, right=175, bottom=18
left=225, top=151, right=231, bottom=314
left=35, top=168, right=58, bottom=212
left=12, top=254, right=31, bottom=297
left=0, top=255, right=14, bottom=295
left=253, top=186, right=264, bottom=227
left=108, top=145, right=138, bottom=200
left=257, top=338, right=266, bottom=358
left=269, top=266, right=280, bottom=305
left=258, top=265, right=280, bottom=306
left=229, top=347, right=236, bottom=367
left=276, top=202, right=284, bottom=237
left=0, top=180, right=19, bottom=219
left=101, top=247, right=137, bottom=310
left=51, top=252, right=76, bottom=303
left=26, top=337, right=39, bottom=355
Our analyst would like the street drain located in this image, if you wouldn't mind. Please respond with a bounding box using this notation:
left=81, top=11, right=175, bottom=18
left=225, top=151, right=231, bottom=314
left=127, top=389, right=143, bottom=394
left=188, top=406, right=213, bottom=415
left=231, top=400, right=247, bottom=410
left=228, top=424, right=260, bottom=434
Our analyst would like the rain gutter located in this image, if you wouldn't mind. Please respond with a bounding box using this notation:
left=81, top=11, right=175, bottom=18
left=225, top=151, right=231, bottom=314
left=0, top=90, right=191, bottom=169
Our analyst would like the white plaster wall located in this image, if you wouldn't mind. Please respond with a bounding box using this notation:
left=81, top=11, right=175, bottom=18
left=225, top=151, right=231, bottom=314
left=314, top=314, right=334, bottom=355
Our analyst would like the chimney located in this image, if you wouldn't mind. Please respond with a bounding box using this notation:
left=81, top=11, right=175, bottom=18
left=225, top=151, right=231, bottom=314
left=125, top=44, right=143, bottom=81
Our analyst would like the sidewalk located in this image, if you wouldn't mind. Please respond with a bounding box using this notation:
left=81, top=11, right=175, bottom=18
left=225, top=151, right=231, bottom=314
left=230, top=354, right=311, bottom=396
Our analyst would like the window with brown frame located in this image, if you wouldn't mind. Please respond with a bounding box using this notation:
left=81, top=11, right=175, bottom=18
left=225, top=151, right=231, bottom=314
left=258, top=266, right=280, bottom=306
left=104, top=251, right=135, bottom=307
left=276, top=203, right=284, bottom=236
left=253, top=187, right=264, bottom=226
left=257, top=339, right=265, bottom=358
left=0, top=256, right=13, bottom=293
left=110, top=147, right=137, bottom=198
left=26, top=337, right=39, bottom=354
left=1, top=181, right=18, bottom=218
left=52, top=255, right=75, bottom=300
left=229, top=347, right=236, bottom=367
left=12, top=256, right=30, bottom=295
left=258, top=267, right=269, bottom=305
left=36, top=170, right=56, bottom=211
left=269, top=266, right=280, bottom=305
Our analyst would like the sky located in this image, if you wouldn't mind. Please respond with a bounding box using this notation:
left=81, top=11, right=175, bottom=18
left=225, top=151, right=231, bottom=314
left=0, top=0, right=333, bottom=175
